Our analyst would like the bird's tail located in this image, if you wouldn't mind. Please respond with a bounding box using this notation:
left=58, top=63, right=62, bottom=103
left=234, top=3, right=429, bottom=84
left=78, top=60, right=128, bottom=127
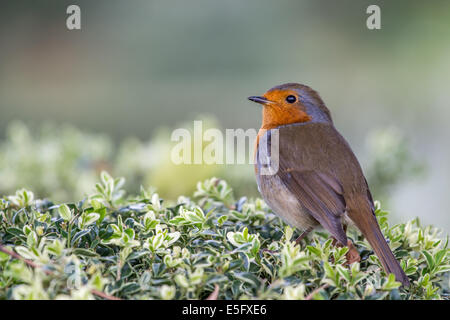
left=349, top=207, right=410, bottom=287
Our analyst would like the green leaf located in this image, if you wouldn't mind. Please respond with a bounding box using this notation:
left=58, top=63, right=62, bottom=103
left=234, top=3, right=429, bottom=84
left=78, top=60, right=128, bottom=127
left=72, top=248, right=98, bottom=257
left=233, top=272, right=261, bottom=288
left=422, top=250, right=435, bottom=271
left=307, top=245, right=321, bottom=257
left=434, top=249, right=447, bottom=265
left=58, top=204, right=72, bottom=221
left=6, top=227, right=25, bottom=238
left=217, top=215, right=228, bottom=226
left=71, top=230, right=90, bottom=246
left=14, top=246, right=35, bottom=260
left=0, top=251, right=11, bottom=262
left=382, top=274, right=401, bottom=291
left=336, top=265, right=351, bottom=282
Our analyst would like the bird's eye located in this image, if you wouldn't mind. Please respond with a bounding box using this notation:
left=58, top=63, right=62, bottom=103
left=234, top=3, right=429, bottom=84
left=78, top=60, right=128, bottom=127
left=286, top=95, right=297, bottom=103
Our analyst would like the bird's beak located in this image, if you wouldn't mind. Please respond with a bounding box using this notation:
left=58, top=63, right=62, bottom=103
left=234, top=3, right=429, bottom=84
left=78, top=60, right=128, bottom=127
left=248, top=96, right=273, bottom=105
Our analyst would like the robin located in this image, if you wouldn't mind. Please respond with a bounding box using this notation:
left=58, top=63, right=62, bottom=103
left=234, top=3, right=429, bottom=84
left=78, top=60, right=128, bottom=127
left=248, top=83, right=409, bottom=286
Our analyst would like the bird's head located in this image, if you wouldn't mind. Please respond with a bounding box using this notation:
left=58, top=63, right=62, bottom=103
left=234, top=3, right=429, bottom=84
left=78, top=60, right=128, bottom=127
left=248, top=83, right=332, bottom=129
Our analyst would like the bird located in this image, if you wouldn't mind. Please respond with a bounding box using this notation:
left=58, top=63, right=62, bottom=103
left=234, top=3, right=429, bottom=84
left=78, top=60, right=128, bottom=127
left=248, top=82, right=410, bottom=287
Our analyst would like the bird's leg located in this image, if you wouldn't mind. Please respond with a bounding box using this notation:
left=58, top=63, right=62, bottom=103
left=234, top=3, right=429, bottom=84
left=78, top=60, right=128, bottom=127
left=295, top=227, right=314, bottom=246
left=331, top=225, right=361, bottom=265
left=345, top=240, right=361, bottom=264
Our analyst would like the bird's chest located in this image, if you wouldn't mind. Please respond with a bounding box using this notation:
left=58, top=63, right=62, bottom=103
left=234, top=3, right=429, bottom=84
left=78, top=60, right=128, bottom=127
left=255, top=168, right=317, bottom=230
left=255, top=141, right=319, bottom=229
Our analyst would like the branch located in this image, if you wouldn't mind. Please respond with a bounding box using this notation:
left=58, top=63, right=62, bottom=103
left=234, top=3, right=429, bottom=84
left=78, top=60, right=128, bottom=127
left=0, top=243, right=121, bottom=300
left=305, top=283, right=329, bottom=300
left=205, top=284, right=219, bottom=300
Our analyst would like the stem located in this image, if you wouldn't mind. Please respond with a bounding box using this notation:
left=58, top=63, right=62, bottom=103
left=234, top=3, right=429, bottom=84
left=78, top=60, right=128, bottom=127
left=116, top=260, right=122, bottom=281
left=0, top=244, right=46, bottom=273
left=67, top=213, right=78, bottom=245
left=67, top=225, right=72, bottom=246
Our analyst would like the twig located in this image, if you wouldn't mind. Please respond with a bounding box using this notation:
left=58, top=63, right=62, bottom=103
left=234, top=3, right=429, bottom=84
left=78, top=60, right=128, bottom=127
left=205, top=284, right=220, bottom=300
left=305, top=283, right=329, bottom=300
left=91, top=289, right=121, bottom=300
left=0, top=244, right=46, bottom=272
left=116, top=260, right=122, bottom=281
left=295, top=227, right=314, bottom=246
left=0, top=243, right=121, bottom=300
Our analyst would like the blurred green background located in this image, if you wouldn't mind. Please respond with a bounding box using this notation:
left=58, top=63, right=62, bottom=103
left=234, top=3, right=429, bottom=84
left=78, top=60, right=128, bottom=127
left=0, top=0, right=449, bottom=232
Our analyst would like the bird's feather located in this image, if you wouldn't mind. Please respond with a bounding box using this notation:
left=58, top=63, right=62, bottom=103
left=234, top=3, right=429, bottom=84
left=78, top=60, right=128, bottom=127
left=277, top=169, right=348, bottom=245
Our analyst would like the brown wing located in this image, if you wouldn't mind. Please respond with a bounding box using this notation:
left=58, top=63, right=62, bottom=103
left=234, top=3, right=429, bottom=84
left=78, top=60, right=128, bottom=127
left=278, top=167, right=348, bottom=244
left=364, top=177, right=376, bottom=213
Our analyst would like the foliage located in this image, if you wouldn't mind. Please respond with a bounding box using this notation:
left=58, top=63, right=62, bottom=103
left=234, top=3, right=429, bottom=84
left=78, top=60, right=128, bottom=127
left=0, top=175, right=448, bottom=300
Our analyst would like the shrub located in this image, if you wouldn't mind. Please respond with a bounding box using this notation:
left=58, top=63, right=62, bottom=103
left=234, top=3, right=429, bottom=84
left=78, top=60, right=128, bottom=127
left=0, top=174, right=448, bottom=300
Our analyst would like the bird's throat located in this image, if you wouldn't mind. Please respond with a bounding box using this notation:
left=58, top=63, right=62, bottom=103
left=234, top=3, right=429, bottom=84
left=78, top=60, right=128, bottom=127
left=261, top=105, right=311, bottom=130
